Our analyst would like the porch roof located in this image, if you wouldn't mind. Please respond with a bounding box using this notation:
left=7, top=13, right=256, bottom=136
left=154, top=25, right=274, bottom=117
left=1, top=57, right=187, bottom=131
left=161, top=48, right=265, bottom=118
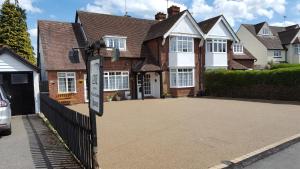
left=133, top=58, right=161, bottom=72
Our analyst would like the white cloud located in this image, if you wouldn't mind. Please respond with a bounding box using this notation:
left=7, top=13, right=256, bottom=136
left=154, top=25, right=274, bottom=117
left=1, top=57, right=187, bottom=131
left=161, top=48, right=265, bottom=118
left=0, top=0, right=41, bottom=13
left=83, top=0, right=186, bottom=19
left=29, top=27, right=37, bottom=38
left=191, top=0, right=286, bottom=27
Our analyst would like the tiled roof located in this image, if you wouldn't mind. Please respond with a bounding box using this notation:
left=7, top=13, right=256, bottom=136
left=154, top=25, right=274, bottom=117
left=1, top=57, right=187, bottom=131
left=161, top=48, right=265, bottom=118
left=197, top=15, right=222, bottom=34
left=243, top=24, right=284, bottom=50
left=77, top=11, right=156, bottom=58
left=38, top=20, right=86, bottom=70
left=145, top=10, right=186, bottom=41
left=278, top=28, right=300, bottom=45
left=230, top=60, right=249, bottom=70
left=0, top=45, right=39, bottom=71
left=232, top=48, right=257, bottom=60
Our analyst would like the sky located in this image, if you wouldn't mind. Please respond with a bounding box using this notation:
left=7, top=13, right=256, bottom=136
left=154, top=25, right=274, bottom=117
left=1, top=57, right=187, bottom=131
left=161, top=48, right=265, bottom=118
left=1, top=0, right=300, bottom=55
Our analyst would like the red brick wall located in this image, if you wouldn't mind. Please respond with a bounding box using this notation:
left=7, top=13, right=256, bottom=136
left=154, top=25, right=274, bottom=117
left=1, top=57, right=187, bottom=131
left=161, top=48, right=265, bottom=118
left=145, top=37, right=204, bottom=97
left=47, top=70, right=86, bottom=104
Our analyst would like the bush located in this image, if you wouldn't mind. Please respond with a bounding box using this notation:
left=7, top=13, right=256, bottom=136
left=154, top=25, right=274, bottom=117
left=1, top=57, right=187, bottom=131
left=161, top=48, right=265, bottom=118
left=205, top=67, right=300, bottom=101
left=270, top=63, right=300, bottom=70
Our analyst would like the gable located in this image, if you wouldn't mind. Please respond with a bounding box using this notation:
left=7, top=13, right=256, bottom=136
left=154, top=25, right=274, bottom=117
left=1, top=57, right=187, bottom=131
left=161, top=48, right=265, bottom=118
left=0, top=52, right=35, bottom=72
left=206, top=19, right=234, bottom=39
left=164, top=11, right=204, bottom=39
left=170, top=15, right=201, bottom=36
left=258, top=24, right=273, bottom=36
left=291, top=30, right=300, bottom=44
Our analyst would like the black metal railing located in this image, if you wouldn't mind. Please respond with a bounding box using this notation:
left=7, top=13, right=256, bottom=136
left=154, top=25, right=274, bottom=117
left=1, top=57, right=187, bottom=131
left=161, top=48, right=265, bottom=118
left=40, top=93, right=92, bottom=169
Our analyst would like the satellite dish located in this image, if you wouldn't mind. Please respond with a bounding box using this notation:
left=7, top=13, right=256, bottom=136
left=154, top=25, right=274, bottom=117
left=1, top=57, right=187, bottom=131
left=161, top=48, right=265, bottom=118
left=69, top=49, right=80, bottom=63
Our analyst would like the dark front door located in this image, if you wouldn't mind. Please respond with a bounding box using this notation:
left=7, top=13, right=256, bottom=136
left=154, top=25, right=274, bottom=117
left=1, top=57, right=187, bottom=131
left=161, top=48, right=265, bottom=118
left=0, top=72, right=35, bottom=115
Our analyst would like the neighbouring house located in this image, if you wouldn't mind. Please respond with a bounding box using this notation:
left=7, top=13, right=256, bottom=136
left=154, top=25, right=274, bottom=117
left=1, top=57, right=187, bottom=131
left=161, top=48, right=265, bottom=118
left=0, top=45, right=40, bottom=115
left=38, top=6, right=206, bottom=103
left=237, top=22, right=300, bottom=68
left=198, top=15, right=256, bottom=70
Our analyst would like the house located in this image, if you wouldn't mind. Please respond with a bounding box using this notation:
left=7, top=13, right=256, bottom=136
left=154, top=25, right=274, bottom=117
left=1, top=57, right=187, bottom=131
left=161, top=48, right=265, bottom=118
left=237, top=22, right=300, bottom=68
left=0, top=45, right=40, bottom=115
left=198, top=15, right=256, bottom=70
left=38, top=6, right=206, bottom=103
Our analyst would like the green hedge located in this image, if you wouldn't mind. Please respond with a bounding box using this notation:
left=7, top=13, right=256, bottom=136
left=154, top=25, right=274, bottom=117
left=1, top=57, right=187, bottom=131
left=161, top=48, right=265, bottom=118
left=205, top=68, right=300, bottom=101
left=270, top=63, right=300, bottom=70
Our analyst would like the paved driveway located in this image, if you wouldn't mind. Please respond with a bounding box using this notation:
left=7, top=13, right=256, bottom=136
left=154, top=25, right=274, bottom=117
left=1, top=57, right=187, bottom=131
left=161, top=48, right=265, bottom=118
left=0, top=115, right=81, bottom=169
left=68, top=98, right=300, bottom=169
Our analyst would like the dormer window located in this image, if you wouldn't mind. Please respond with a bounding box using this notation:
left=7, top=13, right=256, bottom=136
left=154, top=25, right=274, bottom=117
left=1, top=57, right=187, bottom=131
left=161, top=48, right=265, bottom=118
left=262, top=28, right=270, bottom=35
left=233, top=43, right=243, bottom=53
left=104, top=36, right=127, bottom=51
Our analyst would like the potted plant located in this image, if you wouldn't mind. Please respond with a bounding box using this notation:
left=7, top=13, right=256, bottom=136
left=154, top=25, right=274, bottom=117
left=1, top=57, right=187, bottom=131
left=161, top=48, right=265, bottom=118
left=107, top=95, right=113, bottom=102
left=115, top=92, right=122, bottom=101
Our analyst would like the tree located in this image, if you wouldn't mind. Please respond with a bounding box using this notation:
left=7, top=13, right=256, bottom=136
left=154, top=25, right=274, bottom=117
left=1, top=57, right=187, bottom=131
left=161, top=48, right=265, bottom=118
left=0, top=0, right=36, bottom=64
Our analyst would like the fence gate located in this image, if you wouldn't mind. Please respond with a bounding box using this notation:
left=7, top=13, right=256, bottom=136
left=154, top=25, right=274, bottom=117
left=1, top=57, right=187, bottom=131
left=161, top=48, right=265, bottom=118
left=40, top=93, right=93, bottom=169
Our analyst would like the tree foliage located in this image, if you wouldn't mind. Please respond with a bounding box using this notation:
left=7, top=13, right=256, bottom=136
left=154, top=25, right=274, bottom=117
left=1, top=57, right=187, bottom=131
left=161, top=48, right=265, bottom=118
left=0, top=0, right=36, bottom=64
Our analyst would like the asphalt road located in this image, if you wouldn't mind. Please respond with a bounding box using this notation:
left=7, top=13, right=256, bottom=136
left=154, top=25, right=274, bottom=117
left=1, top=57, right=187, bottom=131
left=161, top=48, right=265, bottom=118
left=0, top=115, right=81, bottom=169
left=244, top=142, right=300, bottom=169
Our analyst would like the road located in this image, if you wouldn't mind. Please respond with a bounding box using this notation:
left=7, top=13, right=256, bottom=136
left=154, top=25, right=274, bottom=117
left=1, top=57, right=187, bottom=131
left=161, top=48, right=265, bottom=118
left=244, top=142, right=300, bottom=169
left=0, top=115, right=81, bottom=169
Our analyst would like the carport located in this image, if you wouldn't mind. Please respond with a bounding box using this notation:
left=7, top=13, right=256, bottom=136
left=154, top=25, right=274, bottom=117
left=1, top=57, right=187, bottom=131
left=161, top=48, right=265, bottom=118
left=0, top=46, right=39, bottom=115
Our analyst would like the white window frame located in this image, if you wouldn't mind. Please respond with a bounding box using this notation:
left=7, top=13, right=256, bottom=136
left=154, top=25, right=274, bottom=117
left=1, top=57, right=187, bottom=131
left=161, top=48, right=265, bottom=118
left=233, top=43, right=243, bottom=54
left=206, top=39, right=227, bottom=53
left=169, top=36, right=194, bottom=53
left=57, top=72, right=77, bottom=93
left=262, top=28, right=270, bottom=36
left=273, top=50, right=282, bottom=58
left=170, top=68, right=194, bottom=88
left=103, top=35, right=127, bottom=51
left=104, top=71, right=130, bottom=91
left=294, top=44, right=300, bottom=55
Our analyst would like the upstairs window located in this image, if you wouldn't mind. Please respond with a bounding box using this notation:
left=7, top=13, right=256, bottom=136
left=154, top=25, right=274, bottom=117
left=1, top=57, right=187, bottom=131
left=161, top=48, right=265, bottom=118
left=104, top=36, right=126, bottom=50
left=273, top=50, right=282, bottom=58
left=170, top=36, right=193, bottom=53
left=233, top=43, right=243, bottom=53
left=262, top=28, right=270, bottom=36
left=294, top=44, right=300, bottom=55
left=206, top=39, right=227, bottom=53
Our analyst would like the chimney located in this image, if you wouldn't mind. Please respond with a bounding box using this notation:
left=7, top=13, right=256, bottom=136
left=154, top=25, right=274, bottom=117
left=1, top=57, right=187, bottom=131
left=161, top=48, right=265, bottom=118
left=155, top=12, right=166, bottom=21
left=167, top=5, right=180, bottom=18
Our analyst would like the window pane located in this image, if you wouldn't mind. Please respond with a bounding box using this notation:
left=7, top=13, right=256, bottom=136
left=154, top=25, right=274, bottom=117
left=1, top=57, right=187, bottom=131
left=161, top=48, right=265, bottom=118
left=218, top=43, right=222, bottom=52
left=123, top=75, right=129, bottom=89
left=114, top=39, right=119, bottom=49
left=110, top=75, right=116, bottom=89
left=119, top=39, right=125, bottom=49
left=223, top=43, right=226, bottom=52
left=178, top=40, right=183, bottom=52
left=214, top=43, right=218, bottom=52
left=109, top=39, right=113, bottom=47
left=170, top=72, right=176, bottom=86
left=104, top=76, right=109, bottom=90
left=182, top=40, right=187, bottom=52
left=58, top=77, right=66, bottom=92
left=67, top=77, right=75, bottom=92
left=188, top=41, right=193, bottom=52
left=116, top=74, right=122, bottom=89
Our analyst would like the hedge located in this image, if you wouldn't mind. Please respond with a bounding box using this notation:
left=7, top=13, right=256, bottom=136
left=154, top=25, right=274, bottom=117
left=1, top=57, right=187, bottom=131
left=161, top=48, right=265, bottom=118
left=205, top=68, right=300, bottom=101
left=270, top=63, right=300, bottom=70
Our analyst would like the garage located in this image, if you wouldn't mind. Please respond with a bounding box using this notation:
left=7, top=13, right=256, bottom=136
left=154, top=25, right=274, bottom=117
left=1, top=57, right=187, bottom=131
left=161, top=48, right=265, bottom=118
left=0, top=46, right=39, bottom=116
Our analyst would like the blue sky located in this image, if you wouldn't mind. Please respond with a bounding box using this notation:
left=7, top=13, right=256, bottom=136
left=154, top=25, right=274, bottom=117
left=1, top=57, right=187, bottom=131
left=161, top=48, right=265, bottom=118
left=1, top=0, right=300, bottom=54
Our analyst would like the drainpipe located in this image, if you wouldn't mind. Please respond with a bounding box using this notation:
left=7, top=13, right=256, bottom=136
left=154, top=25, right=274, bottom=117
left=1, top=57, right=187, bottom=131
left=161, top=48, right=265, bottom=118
left=199, top=39, right=205, bottom=96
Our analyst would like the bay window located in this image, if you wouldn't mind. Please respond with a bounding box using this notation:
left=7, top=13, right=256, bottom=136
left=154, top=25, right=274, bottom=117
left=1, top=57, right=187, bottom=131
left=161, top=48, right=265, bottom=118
left=206, top=39, right=227, bottom=53
left=294, top=44, right=300, bottom=55
left=104, top=36, right=126, bottom=50
left=170, top=68, right=194, bottom=88
left=58, top=72, right=76, bottom=93
left=170, top=36, right=193, bottom=53
left=104, top=71, right=129, bottom=91
left=233, top=43, right=243, bottom=53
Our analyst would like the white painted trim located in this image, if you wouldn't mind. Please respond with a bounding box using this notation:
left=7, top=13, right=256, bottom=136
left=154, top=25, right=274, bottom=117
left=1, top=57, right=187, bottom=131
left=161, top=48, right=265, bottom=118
left=207, top=16, right=239, bottom=42
left=163, top=11, right=205, bottom=40
left=290, top=30, right=300, bottom=44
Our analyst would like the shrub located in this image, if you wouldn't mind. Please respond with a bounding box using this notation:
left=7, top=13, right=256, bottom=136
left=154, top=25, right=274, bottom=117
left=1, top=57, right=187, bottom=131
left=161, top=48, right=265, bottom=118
left=270, top=63, right=300, bottom=70
left=204, top=68, right=300, bottom=101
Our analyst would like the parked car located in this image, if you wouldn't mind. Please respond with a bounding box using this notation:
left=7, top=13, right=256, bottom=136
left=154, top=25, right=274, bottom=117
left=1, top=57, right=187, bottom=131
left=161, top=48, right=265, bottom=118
left=0, top=85, right=11, bottom=135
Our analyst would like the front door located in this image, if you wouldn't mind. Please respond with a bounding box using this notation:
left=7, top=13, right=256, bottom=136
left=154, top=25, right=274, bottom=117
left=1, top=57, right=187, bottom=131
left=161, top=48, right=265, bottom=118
left=137, top=73, right=152, bottom=99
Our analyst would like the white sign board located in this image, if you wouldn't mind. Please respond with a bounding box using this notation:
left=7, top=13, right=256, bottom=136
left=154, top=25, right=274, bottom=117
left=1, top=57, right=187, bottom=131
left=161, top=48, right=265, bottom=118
left=89, top=58, right=101, bottom=113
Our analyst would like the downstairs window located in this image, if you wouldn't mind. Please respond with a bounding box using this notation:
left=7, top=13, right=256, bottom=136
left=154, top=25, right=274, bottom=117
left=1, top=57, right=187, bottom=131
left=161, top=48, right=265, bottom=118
left=170, top=68, right=194, bottom=88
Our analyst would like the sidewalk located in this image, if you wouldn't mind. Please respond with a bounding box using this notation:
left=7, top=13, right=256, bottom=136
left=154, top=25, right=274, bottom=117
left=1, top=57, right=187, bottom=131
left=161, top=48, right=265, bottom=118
left=0, top=115, right=81, bottom=169
left=244, top=142, right=300, bottom=169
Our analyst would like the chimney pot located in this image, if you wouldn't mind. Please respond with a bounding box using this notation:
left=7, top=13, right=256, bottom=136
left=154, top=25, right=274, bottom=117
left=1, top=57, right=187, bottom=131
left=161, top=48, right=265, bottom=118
left=155, top=12, right=166, bottom=21
left=167, top=5, right=180, bottom=18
